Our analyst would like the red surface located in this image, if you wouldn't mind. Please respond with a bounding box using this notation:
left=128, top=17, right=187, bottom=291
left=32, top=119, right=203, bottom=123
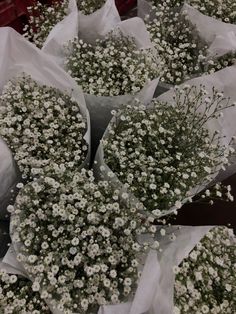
left=0, top=0, right=35, bottom=33
left=115, top=0, right=137, bottom=15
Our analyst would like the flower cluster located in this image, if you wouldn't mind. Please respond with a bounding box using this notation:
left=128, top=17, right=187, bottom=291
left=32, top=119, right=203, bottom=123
left=146, top=4, right=236, bottom=85
left=77, top=0, right=106, bottom=15
left=103, top=85, right=234, bottom=216
left=0, top=270, right=50, bottom=314
left=23, top=0, right=69, bottom=48
left=0, top=75, right=87, bottom=182
left=11, top=169, right=155, bottom=313
left=174, top=226, right=236, bottom=314
left=151, top=0, right=236, bottom=23
left=65, top=33, right=160, bottom=96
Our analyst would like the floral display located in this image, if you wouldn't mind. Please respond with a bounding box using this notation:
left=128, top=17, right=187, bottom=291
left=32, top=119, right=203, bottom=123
left=0, top=75, right=88, bottom=181
left=151, top=0, right=236, bottom=24
left=10, top=169, right=156, bottom=313
left=174, top=226, right=236, bottom=314
left=65, top=33, right=160, bottom=96
left=0, top=2, right=235, bottom=312
left=23, top=0, right=69, bottom=48
left=77, top=0, right=106, bottom=15
left=102, top=85, right=234, bottom=216
left=146, top=6, right=236, bottom=85
left=0, top=269, right=50, bottom=314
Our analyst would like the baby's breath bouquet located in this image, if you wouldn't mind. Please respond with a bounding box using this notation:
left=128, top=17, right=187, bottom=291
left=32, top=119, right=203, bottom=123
left=0, top=75, right=88, bottom=182
left=186, top=0, right=236, bottom=24
left=174, top=226, right=236, bottom=314
left=0, top=269, right=50, bottom=314
left=23, top=0, right=69, bottom=48
left=65, top=32, right=159, bottom=96
left=100, top=85, right=235, bottom=217
left=146, top=5, right=236, bottom=85
left=10, top=169, right=156, bottom=313
left=150, top=0, right=236, bottom=23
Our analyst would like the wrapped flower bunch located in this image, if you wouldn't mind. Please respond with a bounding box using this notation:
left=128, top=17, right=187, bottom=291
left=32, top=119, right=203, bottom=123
left=174, top=226, right=236, bottom=314
left=0, top=269, right=50, bottom=314
left=102, top=85, right=235, bottom=216
left=146, top=2, right=236, bottom=84
left=65, top=33, right=160, bottom=96
left=151, top=0, right=236, bottom=23
left=0, top=75, right=88, bottom=182
left=77, top=0, right=107, bottom=15
left=10, top=169, right=156, bottom=313
left=23, top=0, right=69, bottom=48
left=186, top=0, right=236, bottom=23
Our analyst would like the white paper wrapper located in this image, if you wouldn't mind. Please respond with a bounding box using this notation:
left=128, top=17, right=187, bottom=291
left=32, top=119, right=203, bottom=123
left=137, top=0, right=154, bottom=20
left=42, top=0, right=79, bottom=65
left=112, top=17, right=153, bottom=49
left=77, top=0, right=120, bottom=44
left=0, top=139, right=18, bottom=220
left=0, top=260, right=26, bottom=277
left=149, top=226, right=213, bottom=314
left=0, top=27, right=91, bottom=217
left=2, top=244, right=27, bottom=277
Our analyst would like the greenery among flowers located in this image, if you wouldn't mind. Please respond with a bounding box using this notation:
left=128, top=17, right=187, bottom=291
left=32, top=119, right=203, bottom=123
left=0, top=75, right=88, bottom=182
left=23, top=0, right=69, bottom=48
left=77, top=0, right=106, bottom=15
left=65, top=33, right=160, bottom=96
left=103, top=85, right=234, bottom=216
left=146, top=6, right=236, bottom=85
left=0, top=270, right=50, bottom=314
left=151, top=0, right=236, bottom=24
left=174, top=226, right=236, bottom=314
left=11, top=169, right=156, bottom=313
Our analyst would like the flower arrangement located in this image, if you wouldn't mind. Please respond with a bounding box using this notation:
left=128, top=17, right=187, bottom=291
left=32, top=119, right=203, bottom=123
left=23, top=0, right=69, bottom=48
left=0, top=75, right=88, bottom=182
left=0, top=269, right=50, bottom=314
left=65, top=33, right=160, bottom=96
left=146, top=7, right=236, bottom=85
left=102, top=85, right=234, bottom=216
left=174, top=226, right=236, bottom=314
left=77, top=0, right=107, bottom=15
left=151, top=0, right=236, bottom=23
left=11, top=169, right=156, bottom=313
